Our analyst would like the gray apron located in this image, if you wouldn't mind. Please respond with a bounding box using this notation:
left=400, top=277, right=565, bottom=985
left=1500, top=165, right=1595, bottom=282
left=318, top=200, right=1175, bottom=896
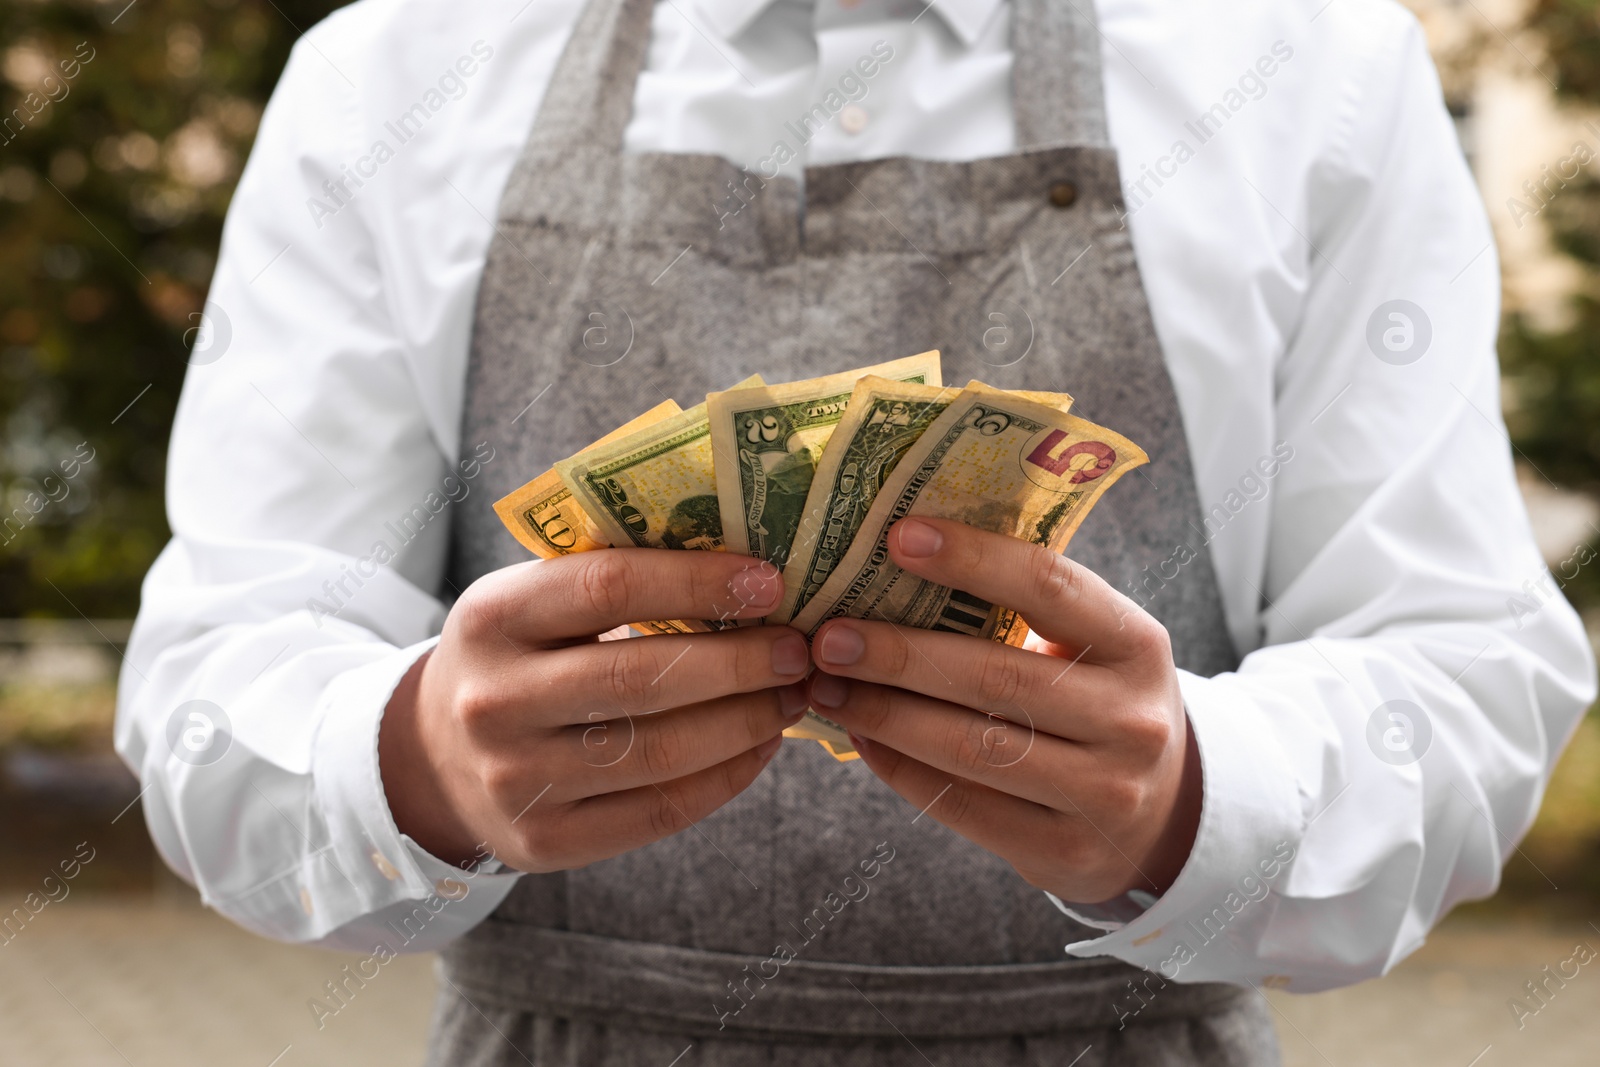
left=439, top=0, right=1278, bottom=1062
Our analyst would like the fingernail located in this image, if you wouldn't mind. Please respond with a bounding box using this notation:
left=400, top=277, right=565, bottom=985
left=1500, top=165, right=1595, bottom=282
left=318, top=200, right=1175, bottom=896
left=811, top=671, right=850, bottom=708
left=846, top=731, right=872, bottom=758
left=771, top=633, right=809, bottom=676
left=777, top=683, right=809, bottom=720
left=733, top=562, right=783, bottom=610
left=896, top=519, right=943, bottom=558
left=755, top=735, right=783, bottom=761
left=817, top=625, right=865, bottom=667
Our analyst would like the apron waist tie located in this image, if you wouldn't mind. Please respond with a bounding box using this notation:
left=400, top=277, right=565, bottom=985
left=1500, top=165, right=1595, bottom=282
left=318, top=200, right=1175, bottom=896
left=441, top=923, right=1252, bottom=1039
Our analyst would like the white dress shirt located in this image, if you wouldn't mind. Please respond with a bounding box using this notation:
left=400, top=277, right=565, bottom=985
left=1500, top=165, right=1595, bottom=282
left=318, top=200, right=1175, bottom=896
left=115, top=0, right=1597, bottom=992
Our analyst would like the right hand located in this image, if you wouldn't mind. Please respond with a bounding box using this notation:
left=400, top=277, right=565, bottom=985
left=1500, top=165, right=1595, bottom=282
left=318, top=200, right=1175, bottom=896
left=379, top=551, right=809, bottom=870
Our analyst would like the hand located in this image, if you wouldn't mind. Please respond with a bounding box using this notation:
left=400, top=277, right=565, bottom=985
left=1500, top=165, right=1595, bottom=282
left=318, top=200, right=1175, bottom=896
left=805, top=517, right=1201, bottom=904
left=380, top=551, right=810, bottom=870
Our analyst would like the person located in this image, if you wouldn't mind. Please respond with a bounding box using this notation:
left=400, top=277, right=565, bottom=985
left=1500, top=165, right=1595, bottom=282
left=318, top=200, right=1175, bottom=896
left=116, top=0, right=1597, bottom=1063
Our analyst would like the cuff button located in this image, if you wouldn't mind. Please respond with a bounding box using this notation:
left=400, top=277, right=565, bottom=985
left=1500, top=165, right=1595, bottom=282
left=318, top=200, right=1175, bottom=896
left=370, top=850, right=400, bottom=881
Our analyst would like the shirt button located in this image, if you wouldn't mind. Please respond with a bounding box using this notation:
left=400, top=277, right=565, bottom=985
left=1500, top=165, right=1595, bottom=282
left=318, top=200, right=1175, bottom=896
left=299, top=886, right=314, bottom=916
left=370, top=850, right=399, bottom=881
left=435, top=877, right=469, bottom=901
left=1048, top=182, right=1078, bottom=208
left=839, top=105, right=869, bottom=135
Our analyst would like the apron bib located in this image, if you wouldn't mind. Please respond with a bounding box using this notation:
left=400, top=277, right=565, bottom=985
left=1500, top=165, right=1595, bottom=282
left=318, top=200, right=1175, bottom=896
left=439, top=0, right=1276, bottom=1061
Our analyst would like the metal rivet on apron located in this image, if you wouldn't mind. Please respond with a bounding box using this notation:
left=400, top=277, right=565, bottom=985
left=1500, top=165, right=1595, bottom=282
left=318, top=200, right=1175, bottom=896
left=1048, top=182, right=1078, bottom=208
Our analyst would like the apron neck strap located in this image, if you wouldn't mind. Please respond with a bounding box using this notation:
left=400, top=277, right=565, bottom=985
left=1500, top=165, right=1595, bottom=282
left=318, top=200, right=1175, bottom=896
left=528, top=0, right=1112, bottom=158
left=532, top=0, right=658, bottom=157
left=1012, top=0, right=1111, bottom=148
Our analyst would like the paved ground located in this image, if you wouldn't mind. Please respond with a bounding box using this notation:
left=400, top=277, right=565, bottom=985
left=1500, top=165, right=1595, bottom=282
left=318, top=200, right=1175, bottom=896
left=0, top=897, right=1595, bottom=1066
left=1267, top=918, right=1600, bottom=1067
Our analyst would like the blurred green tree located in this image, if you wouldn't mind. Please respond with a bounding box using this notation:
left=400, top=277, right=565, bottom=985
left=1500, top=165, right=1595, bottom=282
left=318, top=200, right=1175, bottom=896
left=0, top=0, right=342, bottom=618
left=1502, top=0, right=1600, bottom=611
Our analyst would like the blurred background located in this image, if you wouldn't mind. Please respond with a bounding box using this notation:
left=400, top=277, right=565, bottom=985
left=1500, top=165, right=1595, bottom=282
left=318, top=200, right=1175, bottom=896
left=2, top=0, right=1599, bottom=1063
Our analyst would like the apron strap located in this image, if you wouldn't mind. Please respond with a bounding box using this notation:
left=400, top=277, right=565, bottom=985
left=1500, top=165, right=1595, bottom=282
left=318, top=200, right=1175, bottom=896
left=1012, top=0, right=1112, bottom=149
left=529, top=0, right=656, bottom=154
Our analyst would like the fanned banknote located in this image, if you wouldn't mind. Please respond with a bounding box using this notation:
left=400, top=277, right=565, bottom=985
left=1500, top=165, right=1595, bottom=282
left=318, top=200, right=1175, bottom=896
left=553, top=376, right=764, bottom=631
left=555, top=375, right=764, bottom=552
left=493, top=399, right=696, bottom=635
left=706, top=350, right=942, bottom=632
left=777, top=378, right=1075, bottom=626
left=786, top=383, right=1146, bottom=753
left=775, top=377, right=961, bottom=626
left=494, top=399, right=683, bottom=559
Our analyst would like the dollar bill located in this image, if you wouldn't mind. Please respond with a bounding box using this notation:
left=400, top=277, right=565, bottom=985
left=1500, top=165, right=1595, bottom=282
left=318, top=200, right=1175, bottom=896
left=707, top=352, right=942, bottom=575
left=555, top=375, right=764, bottom=552
left=776, top=378, right=1075, bottom=626
left=553, top=376, right=765, bottom=631
left=492, top=399, right=696, bottom=635
left=786, top=383, right=1146, bottom=752
left=774, top=376, right=960, bottom=625
left=493, top=399, right=683, bottom=559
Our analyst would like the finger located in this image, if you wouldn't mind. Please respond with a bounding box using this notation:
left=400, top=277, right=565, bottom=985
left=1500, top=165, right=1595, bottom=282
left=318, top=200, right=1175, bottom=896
left=468, top=551, right=787, bottom=645
left=810, top=618, right=1117, bottom=737
left=885, top=517, right=1166, bottom=664
left=529, top=736, right=785, bottom=870
left=844, top=735, right=1077, bottom=890
left=807, top=673, right=1083, bottom=809
left=534, top=625, right=811, bottom=724
left=551, top=684, right=808, bottom=798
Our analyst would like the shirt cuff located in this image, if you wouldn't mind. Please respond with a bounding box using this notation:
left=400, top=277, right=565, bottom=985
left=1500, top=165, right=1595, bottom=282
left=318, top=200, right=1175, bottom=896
left=311, top=637, right=521, bottom=934
left=1050, top=671, right=1303, bottom=984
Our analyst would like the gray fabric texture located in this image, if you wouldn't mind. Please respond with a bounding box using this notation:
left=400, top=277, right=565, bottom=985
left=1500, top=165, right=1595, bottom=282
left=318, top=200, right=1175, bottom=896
left=438, top=0, right=1272, bottom=1061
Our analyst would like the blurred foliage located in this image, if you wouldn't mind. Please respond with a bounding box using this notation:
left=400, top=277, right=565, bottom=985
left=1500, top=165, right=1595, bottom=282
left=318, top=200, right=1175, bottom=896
left=0, top=680, right=116, bottom=749
left=1499, top=0, right=1600, bottom=616
left=1498, top=183, right=1600, bottom=613
left=0, top=0, right=342, bottom=617
left=1528, top=0, right=1600, bottom=102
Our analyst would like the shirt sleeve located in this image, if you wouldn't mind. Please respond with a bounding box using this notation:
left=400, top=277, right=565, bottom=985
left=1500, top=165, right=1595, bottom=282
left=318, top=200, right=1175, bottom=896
left=112, top=25, right=520, bottom=950
left=1053, top=14, right=1596, bottom=990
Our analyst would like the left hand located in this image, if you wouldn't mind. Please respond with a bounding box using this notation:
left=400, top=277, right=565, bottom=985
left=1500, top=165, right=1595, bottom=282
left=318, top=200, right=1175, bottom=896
left=805, top=516, right=1202, bottom=905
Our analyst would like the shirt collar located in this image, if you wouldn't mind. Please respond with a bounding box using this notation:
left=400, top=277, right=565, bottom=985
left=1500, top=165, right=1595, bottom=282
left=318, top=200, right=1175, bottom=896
left=694, top=0, right=1005, bottom=48
left=917, top=0, right=1005, bottom=47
